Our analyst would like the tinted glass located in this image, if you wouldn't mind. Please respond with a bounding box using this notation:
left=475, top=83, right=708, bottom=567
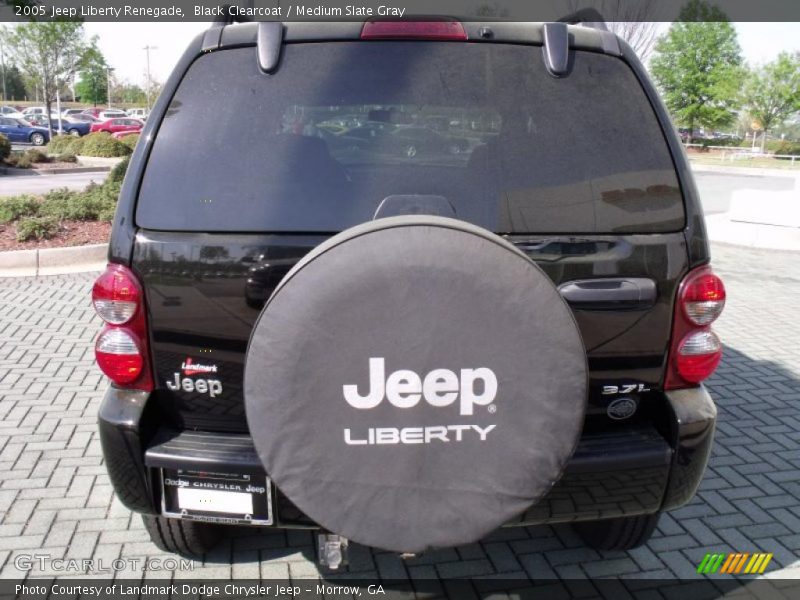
left=138, top=42, right=684, bottom=233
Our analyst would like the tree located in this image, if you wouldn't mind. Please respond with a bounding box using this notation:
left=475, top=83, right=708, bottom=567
left=566, top=0, right=661, bottom=61
left=743, top=52, right=800, bottom=151
left=650, top=0, right=743, bottom=137
left=1, top=64, right=28, bottom=100
left=3, top=21, right=86, bottom=138
left=607, top=21, right=660, bottom=62
left=74, top=42, right=107, bottom=106
left=115, top=81, right=147, bottom=105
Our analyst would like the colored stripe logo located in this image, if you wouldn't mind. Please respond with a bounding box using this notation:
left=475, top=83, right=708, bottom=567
left=697, top=552, right=773, bottom=574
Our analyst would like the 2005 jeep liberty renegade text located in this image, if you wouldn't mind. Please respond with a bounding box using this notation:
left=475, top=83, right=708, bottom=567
left=93, top=16, right=726, bottom=566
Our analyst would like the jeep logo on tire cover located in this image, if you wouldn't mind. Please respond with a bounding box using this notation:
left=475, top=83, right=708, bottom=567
left=343, top=358, right=497, bottom=415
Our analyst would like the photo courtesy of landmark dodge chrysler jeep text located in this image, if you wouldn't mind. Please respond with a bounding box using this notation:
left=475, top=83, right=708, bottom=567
left=93, top=14, right=725, bottom=567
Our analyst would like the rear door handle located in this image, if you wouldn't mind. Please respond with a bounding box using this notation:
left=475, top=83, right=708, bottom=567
left=558, top=278, right=656, bottom=310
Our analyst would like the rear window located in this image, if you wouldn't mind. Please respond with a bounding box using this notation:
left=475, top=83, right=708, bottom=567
left=137, top=42, right=684, bottom=234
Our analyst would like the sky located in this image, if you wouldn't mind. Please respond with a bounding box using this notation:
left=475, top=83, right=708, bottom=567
left=82, top=21, right=800, bottom=87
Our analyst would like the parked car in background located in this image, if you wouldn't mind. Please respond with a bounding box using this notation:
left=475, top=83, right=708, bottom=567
left=22, top=106, right=60, bottom=119
left=20, top=114, right=46, bottom=126
left=68, top=113, right=100, bottom=124
left=0, top=116, right=50, bottom=145
left=90, top=117, right=144, bottom=135
left=98, top=110, right=128, bottom=120
left=1, top=105, right=25, bottom=119
left=37, top=117, right=91, bottom=137
left=126, top=108, right=148, bottom=120
left=82, top=107, right=126, bottom=119
left=61, top=108, right=86, bottom=118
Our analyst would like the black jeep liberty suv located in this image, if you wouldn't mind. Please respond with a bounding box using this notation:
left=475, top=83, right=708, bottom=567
left=94, top=16, right=725, bottom=565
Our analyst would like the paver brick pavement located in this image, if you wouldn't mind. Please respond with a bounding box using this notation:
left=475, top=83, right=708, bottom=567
left=0, top=243, right=798, bottom=591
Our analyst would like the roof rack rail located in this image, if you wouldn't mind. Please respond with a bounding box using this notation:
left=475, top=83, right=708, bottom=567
left=557, top=8, right=608, bottom=31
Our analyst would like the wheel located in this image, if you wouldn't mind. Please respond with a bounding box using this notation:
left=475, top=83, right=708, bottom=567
left=245, top=216, right=587, bottom=553
left=141, top=515, right=223, bottom=556
left=574, top=513, right=660, bottom=551
left=68, top=129, right=81, bottom=137
left=30, top=132, right=45, bottom=146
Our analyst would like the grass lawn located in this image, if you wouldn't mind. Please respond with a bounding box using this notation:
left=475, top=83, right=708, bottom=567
left=688, top=154, right=800, bottom=170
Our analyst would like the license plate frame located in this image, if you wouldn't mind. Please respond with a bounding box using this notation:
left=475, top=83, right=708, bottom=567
left=161, top=469, right=272, bottom=526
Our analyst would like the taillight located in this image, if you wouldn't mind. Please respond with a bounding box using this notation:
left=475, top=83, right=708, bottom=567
left=360, top=20, right=468, bottom=40
left=92, top=264, right=153, bottom=391
left=665, top=266, right=725, bottom=389
left=96, top=328, right=144, bottom=384
left=682, top=269, right=725, bottom=325
left=92, top=263, right=140, bottom=324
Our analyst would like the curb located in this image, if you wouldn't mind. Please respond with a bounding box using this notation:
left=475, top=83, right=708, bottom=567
left=0, top=243, right=107, bottom=278
left=37, top=166, right=112, bottom=175
left=0, top=166, right=111, bottom=176
left=705, top=215, right=800, bottom=253
left=76, top=155, right=125, bottom=168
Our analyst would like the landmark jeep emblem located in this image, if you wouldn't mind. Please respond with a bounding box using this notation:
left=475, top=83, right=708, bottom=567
left=343, top=357, right=497, bottom=416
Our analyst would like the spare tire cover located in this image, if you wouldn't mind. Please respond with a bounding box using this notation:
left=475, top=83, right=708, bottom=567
left=245, top=216, right=586, bottom=552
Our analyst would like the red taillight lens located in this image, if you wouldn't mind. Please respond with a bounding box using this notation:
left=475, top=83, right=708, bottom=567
left=92, top=263, right=141, bottom=324
left=665, top=265, right=725, bottom=390
left=92, top=264, right=152, bottom=391
left=675, top=330, right=722, bottom=383
left=682, top=268, right=725, bottom=326
left=95, top=328, right=144, bottom=384
left=361, top=20, right=468, bottom=40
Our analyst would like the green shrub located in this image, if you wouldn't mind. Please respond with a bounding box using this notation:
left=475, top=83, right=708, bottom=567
left=710, top=137, right=743, bottom=147
left=120, top=133, right=139, bottom=150
left=767, top=140, right=800, bottom=157
left=14, top=154, right=33, bottom=168
left=56, top=153, right=77, bottom=163
left=87, top=180, right=121, bottom=221
left=39, top=182, right=120, bottom=222
left=23, top=149, right=50, bottom=164
left=16, top=216, right=58, bottom=242
left=79, top=132, right=132, bottom=158
left=64, top=136, right=86, bottom=155
left=108, top=156, right=130, bottom=184
left=0, top=194, right=39, bottom=224
left=0, top=134, right=10, bottom=160
left=47, top=135, right=74, bottom=154
left=39, top=188, right=76, bottom=220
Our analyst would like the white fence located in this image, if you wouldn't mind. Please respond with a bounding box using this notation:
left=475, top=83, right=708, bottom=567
left=683, top=143, right=798, bottom=165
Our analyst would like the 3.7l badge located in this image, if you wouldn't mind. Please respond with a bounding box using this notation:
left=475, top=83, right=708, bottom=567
left=602, top=383, right=650, bottom=395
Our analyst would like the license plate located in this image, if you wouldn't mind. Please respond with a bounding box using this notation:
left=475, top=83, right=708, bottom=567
left=161, top=469, right=272, bottom=525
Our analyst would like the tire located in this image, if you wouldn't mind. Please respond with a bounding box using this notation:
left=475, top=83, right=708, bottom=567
left=574, top=513, right=660, bottom=551
left=68, top=129, right=80, bottom=137
left=141, top=515, right=223, bottom=556
left=30, top=132, right=45, bottom=146
left=245, top=215, right=587, bottom=553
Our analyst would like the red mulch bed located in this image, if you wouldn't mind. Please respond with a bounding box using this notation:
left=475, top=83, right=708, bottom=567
left=0, top=220, right=110, bottom=251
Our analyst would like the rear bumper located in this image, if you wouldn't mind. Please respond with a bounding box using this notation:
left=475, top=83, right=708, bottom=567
left=98, top=385, right=716, bottom=526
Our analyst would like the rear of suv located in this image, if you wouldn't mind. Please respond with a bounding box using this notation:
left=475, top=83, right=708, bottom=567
left=94, top=18, right=725, bottom=563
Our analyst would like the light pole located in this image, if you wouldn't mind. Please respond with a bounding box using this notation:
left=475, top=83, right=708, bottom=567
left=106, top=66, right=114, bottom=108
left=143, top=45, right=158, bottom=112
left=0, top=39, right=6, bottom=102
